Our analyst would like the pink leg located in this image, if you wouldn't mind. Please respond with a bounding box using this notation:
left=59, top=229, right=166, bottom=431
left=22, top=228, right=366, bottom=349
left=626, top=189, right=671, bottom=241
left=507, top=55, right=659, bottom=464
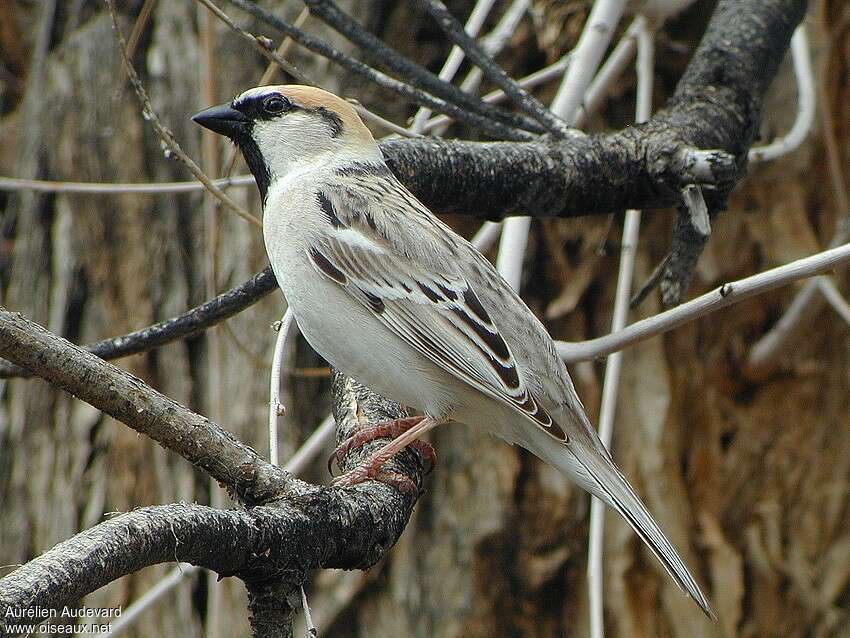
left=332, top=416, right=444, bottom=493
left=328, top=416, right=427, bottom=473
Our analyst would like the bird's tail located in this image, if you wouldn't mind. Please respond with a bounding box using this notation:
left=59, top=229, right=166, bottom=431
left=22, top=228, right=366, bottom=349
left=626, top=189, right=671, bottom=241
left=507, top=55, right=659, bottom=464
left=557, top=437, right=716, bottom=620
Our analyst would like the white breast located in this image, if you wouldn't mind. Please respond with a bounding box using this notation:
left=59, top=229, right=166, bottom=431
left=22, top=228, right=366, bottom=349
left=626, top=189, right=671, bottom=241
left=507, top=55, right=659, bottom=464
left=261, top=176, right=460, bottom=419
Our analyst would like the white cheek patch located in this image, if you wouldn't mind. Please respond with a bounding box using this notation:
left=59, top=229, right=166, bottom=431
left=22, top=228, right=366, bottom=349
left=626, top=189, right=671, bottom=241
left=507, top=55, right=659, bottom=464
left=252, top=113, right=338, bottom=177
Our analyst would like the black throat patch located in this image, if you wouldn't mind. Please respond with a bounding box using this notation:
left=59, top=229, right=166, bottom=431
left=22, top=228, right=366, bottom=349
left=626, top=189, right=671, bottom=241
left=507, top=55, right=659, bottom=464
left=234, top=131, right=272, bottom=207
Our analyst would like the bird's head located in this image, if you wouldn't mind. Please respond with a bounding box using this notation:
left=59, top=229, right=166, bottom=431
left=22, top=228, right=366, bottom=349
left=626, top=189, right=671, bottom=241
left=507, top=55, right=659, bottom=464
left=192, top=85, right=378, bottom=203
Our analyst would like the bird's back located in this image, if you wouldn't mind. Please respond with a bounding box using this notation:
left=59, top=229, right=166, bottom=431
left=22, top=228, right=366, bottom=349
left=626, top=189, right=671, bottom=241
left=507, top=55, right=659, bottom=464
left=323, top=165, right=714, bottom=617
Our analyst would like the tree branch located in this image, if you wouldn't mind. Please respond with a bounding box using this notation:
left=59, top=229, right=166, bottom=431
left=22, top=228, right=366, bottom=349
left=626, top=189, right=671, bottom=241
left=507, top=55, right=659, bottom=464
left=0, top=311, right=425, bottom=633
left=0, top=307, right=290, bottom=505
left=0, top=505, right=262, bottom=618
left=379, top=136, right=737, bottom=220
left=0, top=267, right=279, bottom=379
left=556, top=241, right=850, bottom=363
left=0, top=0, right=806, bottom=383
left=381, top=0, right=806, bottom=220
left=416, top=0, right=571, bottom=136
left=223, top=0, right=535, bottom=140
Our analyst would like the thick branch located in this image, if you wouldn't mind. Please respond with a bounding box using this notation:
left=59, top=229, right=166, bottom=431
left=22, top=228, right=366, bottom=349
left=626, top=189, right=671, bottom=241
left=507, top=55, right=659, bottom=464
left=0, top=474, right=419, bottom=627
left=0, top=308, right=289, bottom=505
left=380, top=0, right=806, bottom=219
left=0, top=311, right=424, bottom=630
left=0, top=505, right=260, bottom=617
left=380, top=136, right=736, bottom=219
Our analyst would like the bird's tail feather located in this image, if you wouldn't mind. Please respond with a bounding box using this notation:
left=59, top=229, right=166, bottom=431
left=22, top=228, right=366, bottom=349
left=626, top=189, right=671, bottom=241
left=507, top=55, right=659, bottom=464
left=570, top=442, right=716, bottom=620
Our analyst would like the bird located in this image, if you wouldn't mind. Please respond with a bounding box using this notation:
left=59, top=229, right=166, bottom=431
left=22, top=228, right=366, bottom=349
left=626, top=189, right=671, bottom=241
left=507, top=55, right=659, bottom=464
left=192, top=84, right=715, bottom=619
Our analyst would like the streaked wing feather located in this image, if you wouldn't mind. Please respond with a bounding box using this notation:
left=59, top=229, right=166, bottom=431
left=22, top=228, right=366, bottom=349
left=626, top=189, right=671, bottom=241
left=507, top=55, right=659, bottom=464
left=308, top=218, right=567, bottom=442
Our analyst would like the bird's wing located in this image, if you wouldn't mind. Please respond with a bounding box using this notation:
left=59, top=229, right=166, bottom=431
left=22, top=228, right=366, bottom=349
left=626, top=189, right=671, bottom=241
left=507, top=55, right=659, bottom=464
left=307, top=177, right=570, bottom=443
left=310, top=175, right=714, bottom=617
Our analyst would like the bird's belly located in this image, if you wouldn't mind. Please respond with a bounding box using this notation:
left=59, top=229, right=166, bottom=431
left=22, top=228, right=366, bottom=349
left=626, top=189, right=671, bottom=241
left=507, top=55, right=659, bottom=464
left=269, top=250, right=457, bottom=418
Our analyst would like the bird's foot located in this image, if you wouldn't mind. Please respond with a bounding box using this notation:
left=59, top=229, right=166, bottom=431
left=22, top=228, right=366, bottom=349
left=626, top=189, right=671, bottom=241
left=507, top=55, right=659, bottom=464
left=327, top=416, right=435, bottom=475
left=332, top=465, right=420, bottom=495
left=329, top=415, right=439, bottom=495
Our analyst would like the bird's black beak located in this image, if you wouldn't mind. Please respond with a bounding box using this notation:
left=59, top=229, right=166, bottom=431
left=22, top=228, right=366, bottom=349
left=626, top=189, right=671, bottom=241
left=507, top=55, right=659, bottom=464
left=191, top=103, right=251, bottom=138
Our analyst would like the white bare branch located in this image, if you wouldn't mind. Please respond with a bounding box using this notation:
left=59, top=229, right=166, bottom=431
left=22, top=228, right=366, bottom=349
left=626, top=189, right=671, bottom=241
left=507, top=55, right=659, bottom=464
left=557, top=242, right=850, bottom=363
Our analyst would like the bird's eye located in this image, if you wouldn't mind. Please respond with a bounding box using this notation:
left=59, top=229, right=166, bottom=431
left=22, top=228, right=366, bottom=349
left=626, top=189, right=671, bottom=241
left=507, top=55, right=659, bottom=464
left=263, top=96, right=289, bottom=114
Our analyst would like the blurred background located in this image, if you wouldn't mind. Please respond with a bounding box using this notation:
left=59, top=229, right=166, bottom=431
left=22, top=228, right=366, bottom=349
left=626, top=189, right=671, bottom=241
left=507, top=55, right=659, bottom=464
left=0, top=1, right=848, bottom=636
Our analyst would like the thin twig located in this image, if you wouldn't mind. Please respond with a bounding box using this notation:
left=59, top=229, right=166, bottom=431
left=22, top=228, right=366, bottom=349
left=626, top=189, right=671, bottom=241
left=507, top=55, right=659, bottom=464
left=749, top=25, right=815, bottom=162
left=587, top=19, right=654, bottom=638
left=421, top=56, right=570, bottom=134
left=301, top=586, right=318, bottom=637
left=470, top=221, right=503, bottom=252
left=461, top=0, right=531, bottom=93
left=0, top=174, right=254, bottom=194
left=551, top=0, right=627, bottom=125
left=195, top=0, right=310, bottom=83
left=818, top=277, right=850, bottom=327
left=222, top=0, right=534, bottom=140
left=409, top=0, right=499, bottom=133
left=417, top=0, right=572, bottom=136
left=572, top=16, right=642, bottom=129
left=105, top=0, right=261, bottom=228
left=630, top=252, right=671, bottom=307
left=269, top=309, right=295, bottom=466
left=556, top=241, right=850, bottom=363
left=348, top=100, right=423, bottom=139
left=125, top=0, right=157, bottom=59
left=495, top=217, right=531, bottom=290
left=0, top=268, right=278, bottom=379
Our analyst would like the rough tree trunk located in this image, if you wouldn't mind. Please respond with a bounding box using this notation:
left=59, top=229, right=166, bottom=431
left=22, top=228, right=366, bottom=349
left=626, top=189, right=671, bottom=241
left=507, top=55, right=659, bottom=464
left=1, top=1, right=848, bottom=637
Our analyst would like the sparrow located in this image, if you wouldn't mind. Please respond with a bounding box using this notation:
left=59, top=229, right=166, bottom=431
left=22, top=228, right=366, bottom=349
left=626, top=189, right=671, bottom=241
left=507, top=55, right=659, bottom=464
left=193, top=85, right=714, bottom=619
